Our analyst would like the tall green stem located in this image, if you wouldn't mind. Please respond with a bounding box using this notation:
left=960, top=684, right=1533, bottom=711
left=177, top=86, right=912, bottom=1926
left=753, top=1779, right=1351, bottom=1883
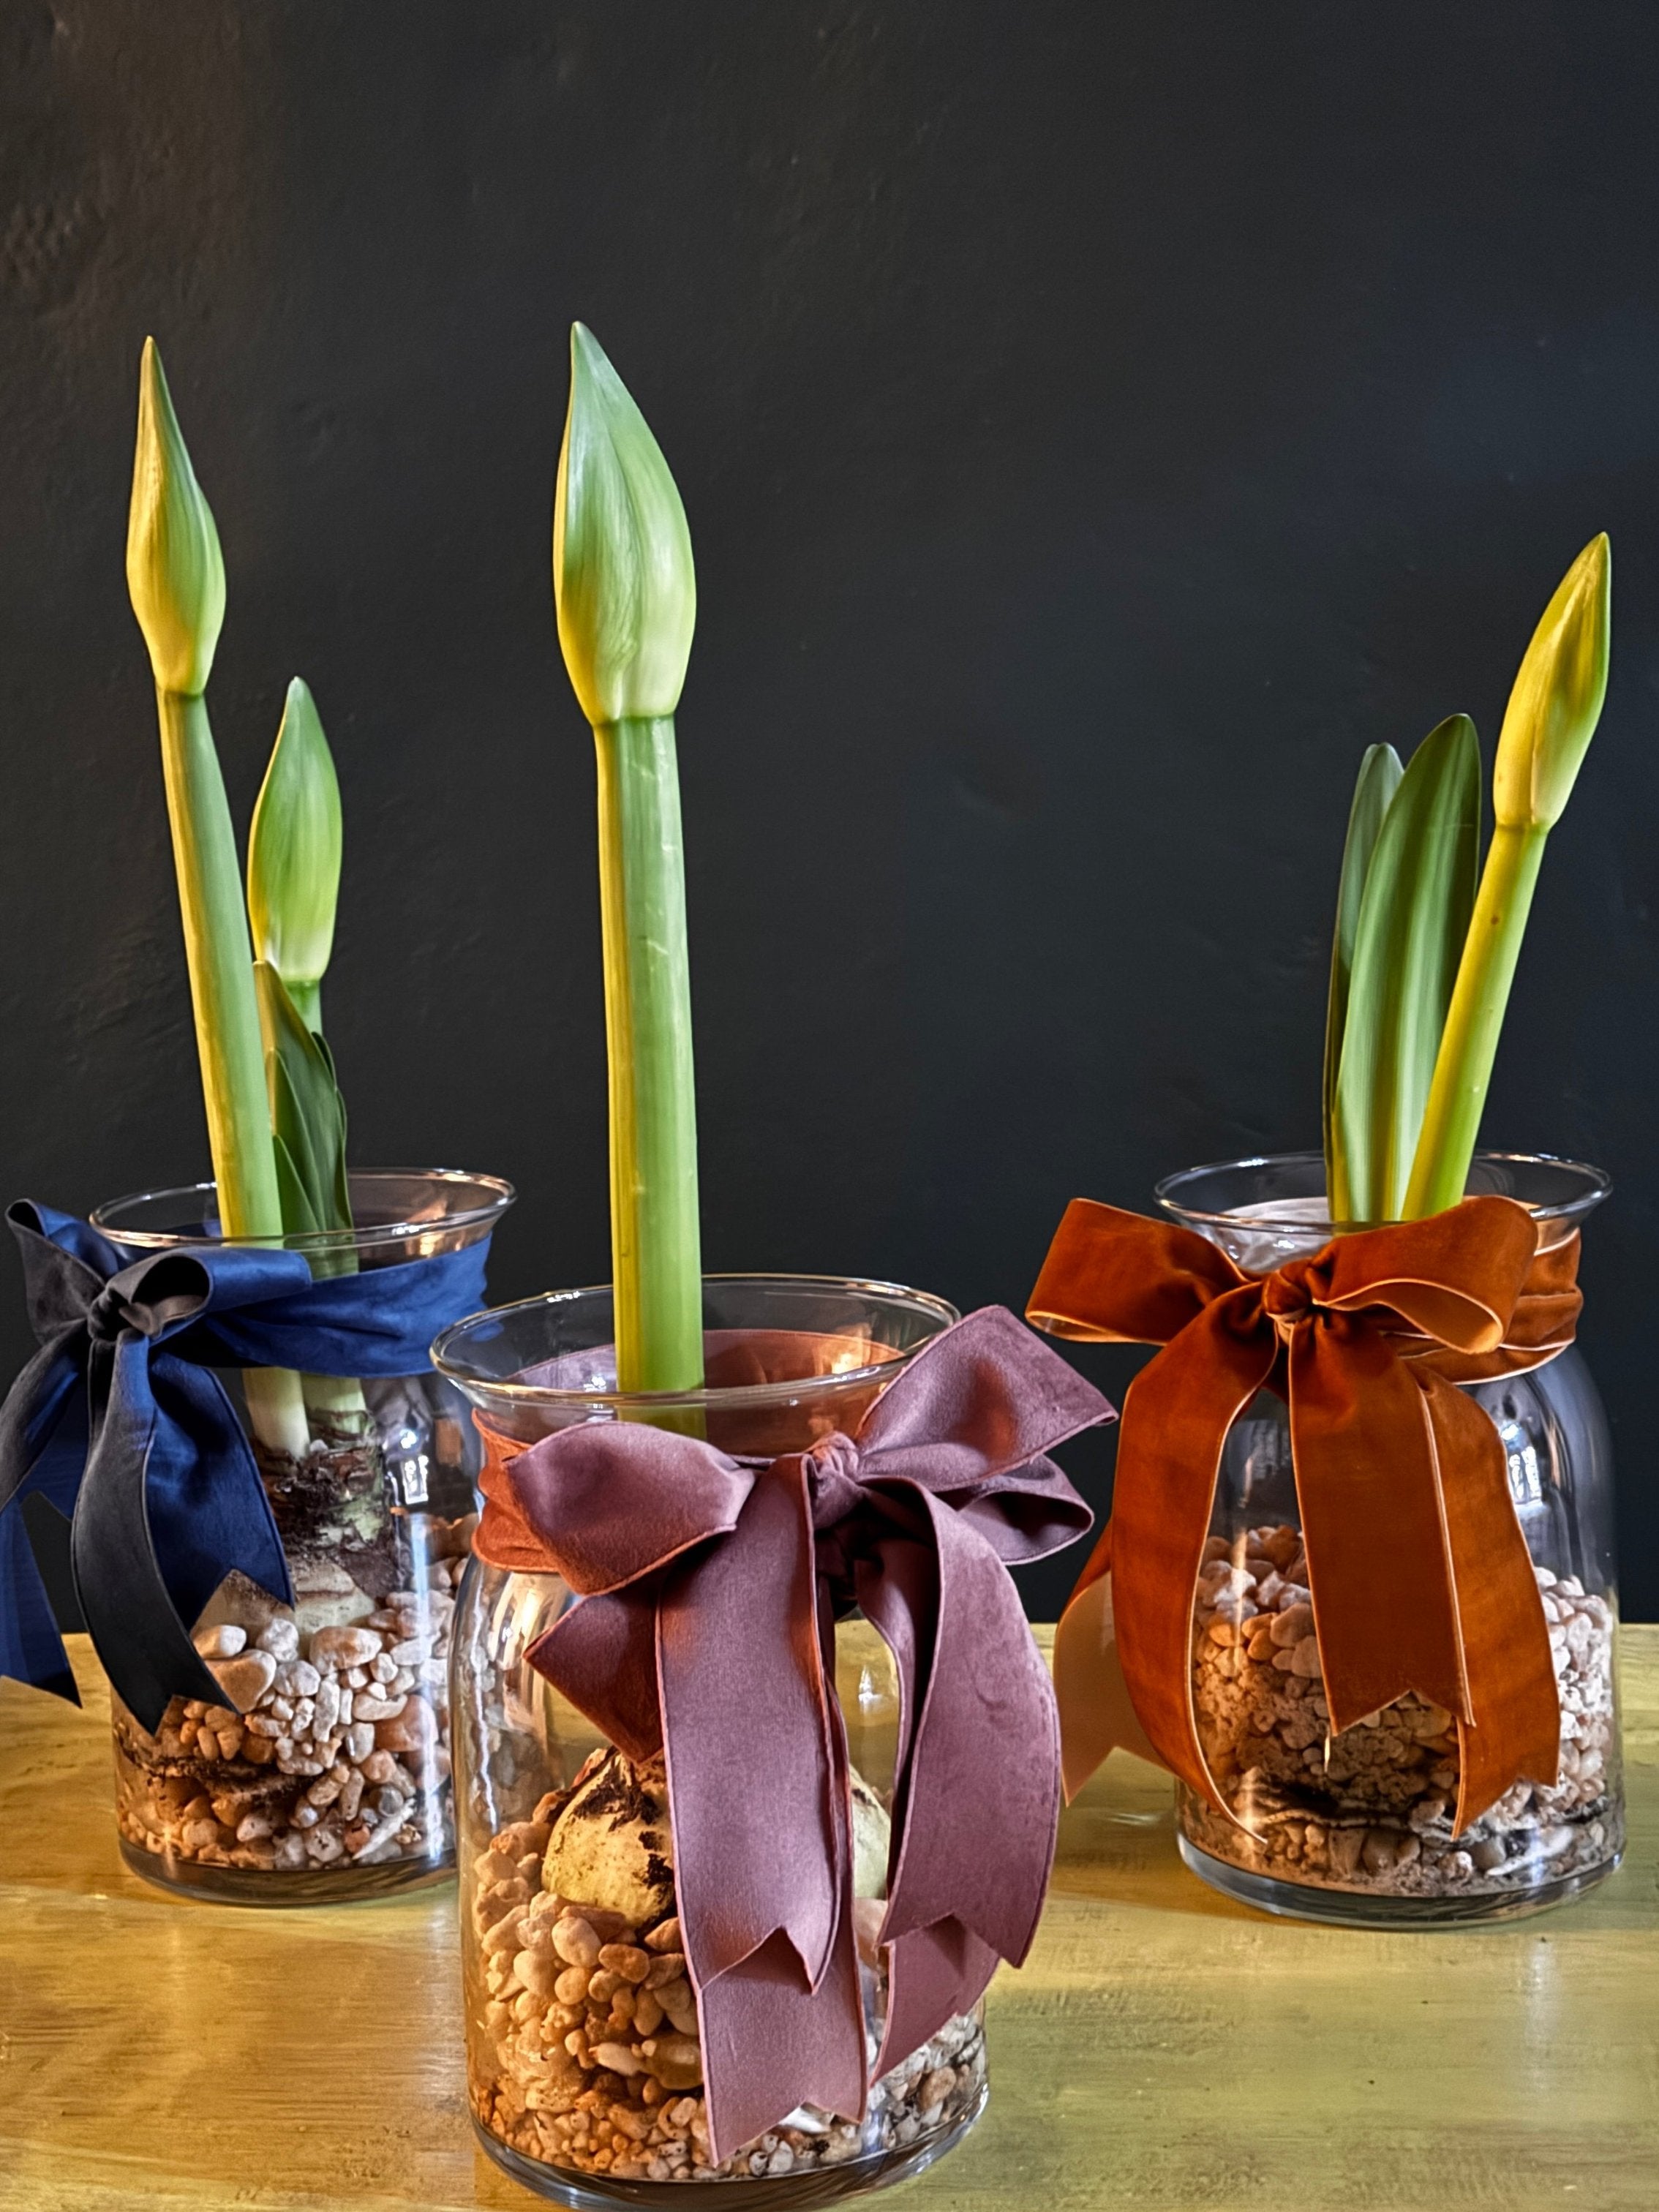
left=157, top=691, right=310, bottom=1452
left=595, top=715, right=703, bottom=1393
left=1403, top=823, right=1546, bottom=1218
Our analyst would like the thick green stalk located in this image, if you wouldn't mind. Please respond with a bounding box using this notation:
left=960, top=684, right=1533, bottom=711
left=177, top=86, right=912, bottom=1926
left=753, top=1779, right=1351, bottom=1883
left=1403, top=824, right=1546, bottom=1217
left=157, top=693, right=310, bottom=1452
left=595, top=715, right=703, bottom=1393
left=1403, top=535, right=1610, bottom=1216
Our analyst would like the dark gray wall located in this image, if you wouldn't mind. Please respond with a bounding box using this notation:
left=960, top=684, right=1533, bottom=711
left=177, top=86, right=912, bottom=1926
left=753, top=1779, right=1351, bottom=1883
left=3, top=1, right=1657, bottom=1622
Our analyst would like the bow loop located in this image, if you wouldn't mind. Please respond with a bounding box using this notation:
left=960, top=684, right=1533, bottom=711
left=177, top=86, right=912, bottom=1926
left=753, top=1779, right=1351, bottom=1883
left=1030, top=1193, right=1570, bottom=1835
left=503, top=1420, right=755, bottom=1595
left=473, top=1306, right=1110, bottom=2162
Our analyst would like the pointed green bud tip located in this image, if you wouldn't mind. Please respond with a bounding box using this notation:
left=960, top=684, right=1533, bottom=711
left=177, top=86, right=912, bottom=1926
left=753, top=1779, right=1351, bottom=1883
left=247, top=677, right=342, bottom=1017
left=1493, top=533, right=1611, bottom=831
left=125, top=338, right=226, bottom=696
left=553, top=323, right=696, bottom=726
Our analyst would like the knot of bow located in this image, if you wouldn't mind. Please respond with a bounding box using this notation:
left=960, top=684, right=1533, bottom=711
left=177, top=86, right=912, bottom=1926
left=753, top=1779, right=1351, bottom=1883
left=471, top=1305, right=1111, bottom=2161
left=0, top=1201, right=492, bottom=1728
left=1026, top=1195, right=1582, bottom=1835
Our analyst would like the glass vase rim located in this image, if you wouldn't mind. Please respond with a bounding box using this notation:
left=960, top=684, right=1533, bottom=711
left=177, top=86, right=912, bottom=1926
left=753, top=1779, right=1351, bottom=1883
left=1154, top=1148, right=1611, bottom=1235
left=431, top=1271, right=962, bottom=1415
left=90, top=1167, right=516, bottom=1254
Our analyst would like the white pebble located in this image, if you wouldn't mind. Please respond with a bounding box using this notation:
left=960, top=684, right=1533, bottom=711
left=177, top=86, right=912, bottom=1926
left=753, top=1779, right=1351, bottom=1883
left=192, top=1623, right=246, bottom=1659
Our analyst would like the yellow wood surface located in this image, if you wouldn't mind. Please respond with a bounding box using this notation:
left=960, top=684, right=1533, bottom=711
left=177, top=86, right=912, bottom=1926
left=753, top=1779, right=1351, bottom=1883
left=0, top=1630, right=1653, bottom=2211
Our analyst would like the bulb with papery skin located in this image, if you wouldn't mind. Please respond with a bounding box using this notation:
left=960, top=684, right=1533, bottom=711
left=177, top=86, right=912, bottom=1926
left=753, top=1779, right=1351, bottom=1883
left=543, top=1748, right=677, bottom=1927
left=850, top=1770, right=892, bottom=1900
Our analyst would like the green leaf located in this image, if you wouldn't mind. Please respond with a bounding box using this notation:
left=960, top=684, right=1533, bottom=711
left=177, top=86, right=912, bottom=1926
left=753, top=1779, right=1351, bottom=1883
left=270, top=1046, right=326, bottom=1208
left=1331, top=715, right=1480, bottom=1224
left=255, top=960, right=353, bottom=1268
left=1323, top=743, right=1403, bottom=1222
left=272, top=1133, right=323, bottom=1238
left=311, top=1032, right=354, bottom=1227
left=248, top=678, right=342, bottom=1031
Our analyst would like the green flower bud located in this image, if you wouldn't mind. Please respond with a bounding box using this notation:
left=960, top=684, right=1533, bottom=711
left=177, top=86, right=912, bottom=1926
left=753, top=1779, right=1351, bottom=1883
left=126, top=338, right=226, bottom=697
left=553, top=323, right=696, bottom=726
left=247, top=677, right=342, bottom=1034
left=1492, top=534, right=1611, bottom=830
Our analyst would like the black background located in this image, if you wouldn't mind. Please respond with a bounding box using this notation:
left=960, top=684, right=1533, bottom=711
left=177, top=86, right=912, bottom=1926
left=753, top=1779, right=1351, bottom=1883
left=3, top=3, right=1656, bottom=1625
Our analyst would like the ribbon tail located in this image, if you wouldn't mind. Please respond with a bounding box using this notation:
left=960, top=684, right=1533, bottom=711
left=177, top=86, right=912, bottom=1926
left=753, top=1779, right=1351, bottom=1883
left=1103, top=1293, right=1276, bottom=1810
left=881, top=1924, right=1000, bottom=2085
left=1290, top=1323, right=1469, bottom=1733
left=0, top=1334, right=85, bottom=1510
left=1419, top=1372, right=1560, bottom=1829
left=72, top=1344, right=228, bottom=1732
left=143, top=1361, right=292, bottom=1631
left=695, top=1916, right=863, bottom=2162
left=0, top=1498, right=79, bottom=1704
left=1053, top=1557, right=1165, bottom=1800
left=662, top=1461, right=863, bottom=2162
left=0, top=1336, right=91, bottom=1701
left=865, top=1488, right=1060, bottom=2075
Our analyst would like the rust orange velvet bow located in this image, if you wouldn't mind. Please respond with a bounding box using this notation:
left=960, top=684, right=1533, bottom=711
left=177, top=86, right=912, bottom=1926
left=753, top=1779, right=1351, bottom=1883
left=1026, top=1195, right=1582, bottom=1834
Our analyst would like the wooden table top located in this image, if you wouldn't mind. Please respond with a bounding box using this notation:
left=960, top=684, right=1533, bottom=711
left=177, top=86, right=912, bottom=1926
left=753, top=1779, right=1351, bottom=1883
left=1, top=1628, right=1652, bottom=2211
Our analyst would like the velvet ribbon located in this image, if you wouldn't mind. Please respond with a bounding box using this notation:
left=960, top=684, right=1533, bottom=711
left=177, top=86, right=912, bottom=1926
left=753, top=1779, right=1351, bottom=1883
left=470, top=1304, right=1110, bottom=2160
left=1026, top=1195, right=1581, bottom=1835
left=0, top=1201, right=492, bottom=1731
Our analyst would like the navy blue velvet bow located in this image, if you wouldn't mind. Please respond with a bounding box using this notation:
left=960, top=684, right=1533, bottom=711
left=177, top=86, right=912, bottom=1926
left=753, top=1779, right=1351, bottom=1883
left=0, top=1202, right=491, bottom=1730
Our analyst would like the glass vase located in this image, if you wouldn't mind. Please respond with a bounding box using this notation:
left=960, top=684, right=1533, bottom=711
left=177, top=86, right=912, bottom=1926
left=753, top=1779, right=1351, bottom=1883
left=91, top=1167, right=514, bottom=1903
left=1157, top=1151, right=1622, bottom=1928
left=435, top=1275, right=992, bottom=2208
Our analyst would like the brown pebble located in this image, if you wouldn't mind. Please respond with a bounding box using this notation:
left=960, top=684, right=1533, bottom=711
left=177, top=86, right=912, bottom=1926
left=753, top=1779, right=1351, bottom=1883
left=645, top=2034, right=704, bottom=2091
left=600, top=1943, right=652, bottom=1983
left=553, top=1916, right=601, bottom=1969
left=592, top=2042, right=644, bottom=2077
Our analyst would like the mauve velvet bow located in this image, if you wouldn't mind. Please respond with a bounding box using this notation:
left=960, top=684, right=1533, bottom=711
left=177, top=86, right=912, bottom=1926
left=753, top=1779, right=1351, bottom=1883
left=472, top=1304, right=1110, bottom=2159
left=1027, top=1195, right=1581, bottom=1834
left=0, top=1201, right=492, bottom=1729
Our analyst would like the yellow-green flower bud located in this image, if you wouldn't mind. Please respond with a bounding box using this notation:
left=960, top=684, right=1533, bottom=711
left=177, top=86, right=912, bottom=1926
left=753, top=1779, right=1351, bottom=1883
left=553, top=323, right=696, bottom=726
left=125, top=338, right=226, bottom=697
left=247, top=677, right=342, bottom=1034
left=1492, top=533, right=1611, bottom=831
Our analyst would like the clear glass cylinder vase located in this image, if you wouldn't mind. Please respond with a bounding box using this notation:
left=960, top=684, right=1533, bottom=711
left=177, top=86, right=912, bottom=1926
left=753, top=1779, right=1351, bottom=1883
left=91, top=1167, right=514, bottom=1903
left=434, top=1275, right=992, bottom=2208
left=1156, top=1151, right=1622, bottom=1928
